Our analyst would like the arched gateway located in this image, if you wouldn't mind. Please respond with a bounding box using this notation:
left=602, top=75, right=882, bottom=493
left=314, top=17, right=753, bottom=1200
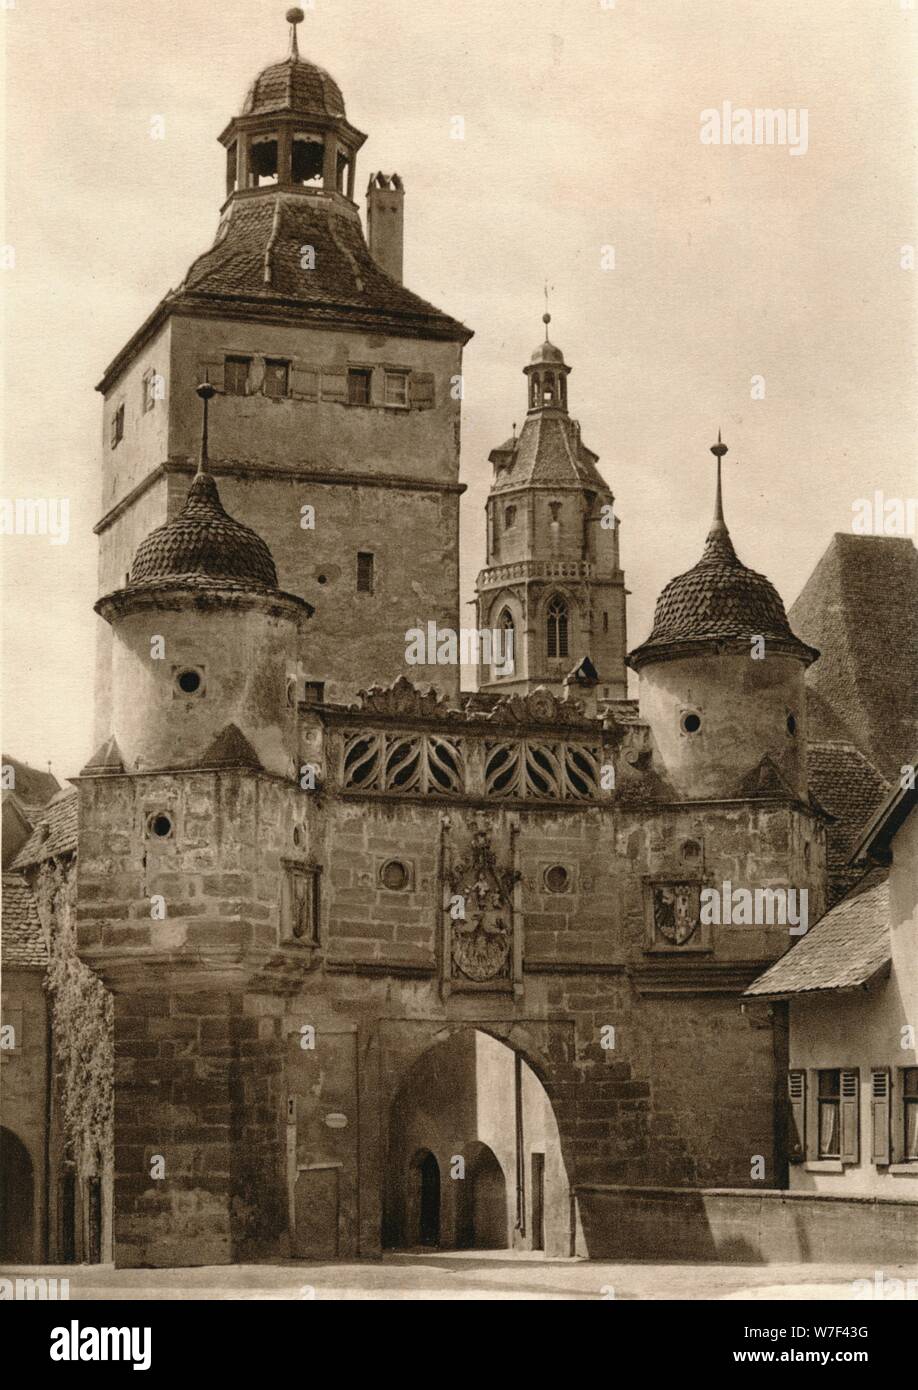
left=385, top=1029, right=571, bottom=1255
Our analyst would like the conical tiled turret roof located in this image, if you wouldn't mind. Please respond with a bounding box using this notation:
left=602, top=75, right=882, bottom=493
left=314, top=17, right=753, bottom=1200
left=628, top=442, right=818, bottom=669
left=129, top=473, right=278, bottom=591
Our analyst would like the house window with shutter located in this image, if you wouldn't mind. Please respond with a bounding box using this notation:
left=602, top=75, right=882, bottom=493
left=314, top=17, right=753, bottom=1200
left=347, top=369, right=371, bottom=405
left=264, top=359, right=289, bottom=399
left=356, top=552, right=374, bottom=594
left=111, top=403, right=125, bottom=449
left=224, top=356, right=251, bottom=396
left=817, top=1069, right=841, bottom=1158
left=788, top=1070, right=806, bottom=1163
left=870, top=1068, right=891, bottom=1165
left=903, top=1067, right=918, bottom=1161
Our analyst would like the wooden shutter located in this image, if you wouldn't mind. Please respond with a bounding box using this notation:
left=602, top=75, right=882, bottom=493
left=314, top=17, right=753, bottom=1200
left=320, top=367, right=348, bottom=402
left=788, top=1069, right=806, bottom=1163
left=410, top=371, right=436, bottom=409
left=870, top=1068, right=891, bottom=1165
left=197, top=358, right=225, bottom=391
left=290, top=366, right=319, bottom=401
left=840, top=1068, right=860, bottom=1164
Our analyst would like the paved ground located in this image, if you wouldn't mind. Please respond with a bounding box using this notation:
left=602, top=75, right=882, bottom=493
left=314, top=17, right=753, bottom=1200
left=4, top=1250, right=917, bottom=1300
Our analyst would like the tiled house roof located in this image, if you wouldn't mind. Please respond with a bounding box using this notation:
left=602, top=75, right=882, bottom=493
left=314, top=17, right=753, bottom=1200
left=745, top=878, right=890, bottom=999
left=789, top=534, right=918, bottom=780
left=1, top=873, right=47, bottom=966
left=0, top=756, right=60, bottom=811
left=11, top=787, right=78, bottom=869
left=807, top=741, right=890, bottom=907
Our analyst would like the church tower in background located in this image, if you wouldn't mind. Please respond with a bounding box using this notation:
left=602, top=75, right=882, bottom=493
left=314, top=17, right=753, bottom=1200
left=475, top=315, right=628, bottom=700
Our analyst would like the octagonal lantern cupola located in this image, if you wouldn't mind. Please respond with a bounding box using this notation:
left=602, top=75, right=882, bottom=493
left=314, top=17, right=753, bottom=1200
left=523, top=313, right=572, bottom=414
left=219, top=8, right=367, bottom=203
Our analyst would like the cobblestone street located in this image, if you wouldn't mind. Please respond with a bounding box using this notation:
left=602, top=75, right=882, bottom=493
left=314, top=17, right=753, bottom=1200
left=5, top=1252, right=917, bottom=1302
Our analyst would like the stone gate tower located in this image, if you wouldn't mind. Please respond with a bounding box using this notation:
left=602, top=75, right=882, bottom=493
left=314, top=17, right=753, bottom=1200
left=92, top=8, right=472, bottom=748
left=474, top=315, right=627, bottom=700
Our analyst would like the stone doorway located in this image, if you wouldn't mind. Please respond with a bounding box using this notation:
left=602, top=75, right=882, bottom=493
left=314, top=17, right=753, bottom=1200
left=412, top=1150, right=441, bottom=1247
left=0, top=1127, right=34, bottom=1262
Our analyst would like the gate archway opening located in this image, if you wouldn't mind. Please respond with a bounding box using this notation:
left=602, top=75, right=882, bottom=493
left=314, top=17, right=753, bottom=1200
left=385, top=1027, right=570, bottom=1255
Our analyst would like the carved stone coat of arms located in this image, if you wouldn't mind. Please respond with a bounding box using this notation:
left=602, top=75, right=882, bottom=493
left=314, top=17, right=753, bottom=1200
left=653, top=882, right=701, bottom=946
left=445, top=828, right=518, bottom=982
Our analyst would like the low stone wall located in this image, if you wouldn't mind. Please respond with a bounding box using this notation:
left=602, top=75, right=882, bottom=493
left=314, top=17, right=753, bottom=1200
left=576, top=1184, right=918, bottom=1264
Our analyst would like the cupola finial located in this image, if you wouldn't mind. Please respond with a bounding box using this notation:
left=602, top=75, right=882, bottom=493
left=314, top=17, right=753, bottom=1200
left=286, top=7, right=305, bottom=60
left=710, top=428, right=728, bottom=524
left=543, top=280, right=551, bottom=340
left=196, top=381, right=217, bottom=477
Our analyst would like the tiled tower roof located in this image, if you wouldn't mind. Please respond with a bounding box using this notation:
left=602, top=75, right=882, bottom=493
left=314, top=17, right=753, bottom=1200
left=243, top=57, right=347, bottom=120
left=177, top=194, right=470, bottom=342
left=629, top=439, right=817, bottom=668
left=489, top=415, right=609, bottom=493
left=129, top=473, right=278, bottom=591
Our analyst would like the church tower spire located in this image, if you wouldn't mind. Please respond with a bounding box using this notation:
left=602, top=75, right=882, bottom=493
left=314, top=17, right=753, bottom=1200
left=475, top=312, right=628, bottom=703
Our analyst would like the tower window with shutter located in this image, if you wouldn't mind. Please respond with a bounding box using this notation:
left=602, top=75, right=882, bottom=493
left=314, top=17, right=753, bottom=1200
left=111, top=403, right=124, bottom=449
left=356, top=552, right=374, bottom=594
left=347, top=368, right=371, bottom=405
left=264, top=359, right=289, bottom=399
left=224, top=356, right=251, bottom=396
left=904, top=1068, right=918, bottom=1161
left=384, top=369, right=409, bottom=407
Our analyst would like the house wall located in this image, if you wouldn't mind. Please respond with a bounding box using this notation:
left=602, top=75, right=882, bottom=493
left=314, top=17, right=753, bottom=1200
left=788, top=809, right=918, bottom=1198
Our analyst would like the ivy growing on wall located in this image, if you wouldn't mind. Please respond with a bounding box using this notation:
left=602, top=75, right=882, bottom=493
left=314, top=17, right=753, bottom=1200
left=35, top=859, right=113, bottom=1179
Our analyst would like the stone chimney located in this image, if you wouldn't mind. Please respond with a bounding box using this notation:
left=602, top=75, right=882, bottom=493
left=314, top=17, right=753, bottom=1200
left=366, top=173, right=404, bottom=283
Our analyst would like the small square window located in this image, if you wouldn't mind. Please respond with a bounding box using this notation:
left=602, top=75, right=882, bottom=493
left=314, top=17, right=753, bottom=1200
left=357, top=552, right=374, bottom=594
left=111, top=403, right=125, bottom=449
left=348, top=369, right=371, bottom=405
left=384, top=370, right=409, bottom=407
left=224, top=356, right=251, bottom=396
left=264, top=359, right=289, bottom=399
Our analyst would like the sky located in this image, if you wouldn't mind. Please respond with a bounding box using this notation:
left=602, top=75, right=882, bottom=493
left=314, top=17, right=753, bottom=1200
left=1, top=0, right=916, bottom=781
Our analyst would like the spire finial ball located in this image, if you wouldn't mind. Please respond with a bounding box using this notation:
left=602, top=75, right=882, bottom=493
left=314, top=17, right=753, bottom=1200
left=286, top=7, right=305, bottom=23
left=196, top=381, right=217, bottom=402
left=542, top=312, right=551, bottom=326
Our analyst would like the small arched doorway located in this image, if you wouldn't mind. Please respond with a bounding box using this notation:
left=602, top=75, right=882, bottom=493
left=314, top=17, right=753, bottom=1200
left=457, top=1142, right=508, bottom=1250
left=0, top=1127, right=35, bottom=1262
left=411, top=1149, right=440, bottom=1247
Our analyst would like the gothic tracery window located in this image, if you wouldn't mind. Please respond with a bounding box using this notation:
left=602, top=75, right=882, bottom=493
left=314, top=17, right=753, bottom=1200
left=546, top=595, right=569, bottom=659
